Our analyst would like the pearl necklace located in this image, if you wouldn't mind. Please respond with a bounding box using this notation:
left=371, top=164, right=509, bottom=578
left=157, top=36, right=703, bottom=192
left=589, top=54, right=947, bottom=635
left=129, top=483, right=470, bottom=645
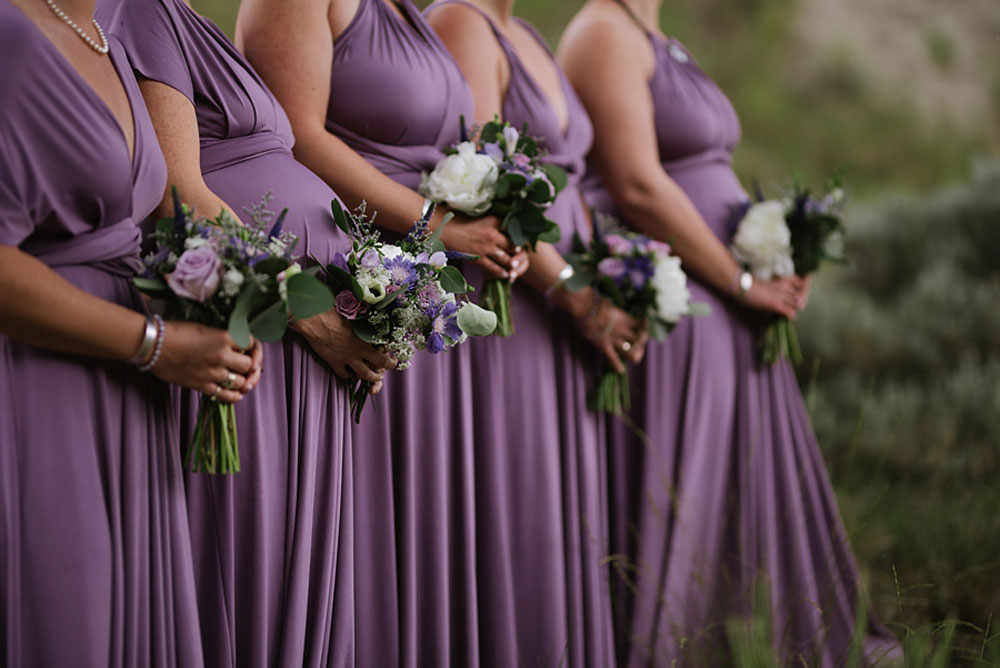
left=43, top=0, right=109, bottom=55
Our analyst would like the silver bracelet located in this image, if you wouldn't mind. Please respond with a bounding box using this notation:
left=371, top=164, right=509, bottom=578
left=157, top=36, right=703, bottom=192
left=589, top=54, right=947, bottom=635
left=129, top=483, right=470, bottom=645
left=138, top=315, right=165, bottom=373
left=544, top=264, right=575, bottom=298
left=129, top=316, right=158, bottom=365
left=421, top=197, right=435, bottom=218
left=737, top=271, right=753, bottom=299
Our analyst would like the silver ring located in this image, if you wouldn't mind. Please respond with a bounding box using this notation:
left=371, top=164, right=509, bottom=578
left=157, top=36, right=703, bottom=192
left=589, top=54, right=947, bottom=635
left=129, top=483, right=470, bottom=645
left=621, top=341, right=632, bottom=353
left=223, top=371, right=236, bottom=390
left=210, top=385, right=221, bottom=402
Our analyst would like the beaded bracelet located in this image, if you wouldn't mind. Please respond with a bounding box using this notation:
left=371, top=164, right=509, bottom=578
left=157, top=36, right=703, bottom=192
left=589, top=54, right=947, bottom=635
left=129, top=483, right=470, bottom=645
left=138, top=315, right=165, bottom=373
left=544, top=264, right=575, bottom=298
left=578, top=291, right=603, bottom=324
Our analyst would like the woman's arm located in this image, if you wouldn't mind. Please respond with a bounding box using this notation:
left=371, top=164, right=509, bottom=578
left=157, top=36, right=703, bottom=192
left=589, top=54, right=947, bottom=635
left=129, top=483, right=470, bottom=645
left=0, top=245, right=261, bottom=402
left=235, top=0, right=524, bottom=280
left=558, top=14, right=801, bottom=319
left=138, top=79, right=238, bottom=220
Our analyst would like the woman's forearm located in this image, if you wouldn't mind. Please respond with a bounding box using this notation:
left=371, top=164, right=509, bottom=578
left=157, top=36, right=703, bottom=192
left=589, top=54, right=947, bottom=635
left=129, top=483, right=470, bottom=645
left=0, top=246, right=146, bottom=361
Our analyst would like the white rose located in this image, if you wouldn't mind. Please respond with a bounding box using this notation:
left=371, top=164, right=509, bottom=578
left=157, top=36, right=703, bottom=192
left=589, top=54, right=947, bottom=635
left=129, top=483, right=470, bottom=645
left=221, top=267, right=245, bottom=297
left=730, top=200, right=794, bottom=280
left=652, top=256, right=691, bottom=324
left=420, top=142, right=499, bottom=216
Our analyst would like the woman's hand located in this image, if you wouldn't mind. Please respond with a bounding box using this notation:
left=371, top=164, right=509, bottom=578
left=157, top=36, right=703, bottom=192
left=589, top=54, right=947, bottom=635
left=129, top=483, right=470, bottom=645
left=439, top=212, right=529, bottom=281
left=152, top=322, right=262, bottom=403
left=291, top=309, right=397, bottom=395
left=575, top=294, right=647, bottom=373
left=741, top=276, right=807, bottom=320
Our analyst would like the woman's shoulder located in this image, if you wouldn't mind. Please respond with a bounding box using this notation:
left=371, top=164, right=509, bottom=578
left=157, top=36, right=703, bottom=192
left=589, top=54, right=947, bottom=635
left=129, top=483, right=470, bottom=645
left=558, top=4, right=654, bottom=81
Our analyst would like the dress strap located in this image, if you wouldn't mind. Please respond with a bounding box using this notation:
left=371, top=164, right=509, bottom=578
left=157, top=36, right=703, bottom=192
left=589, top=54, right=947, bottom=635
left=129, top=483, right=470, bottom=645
left=612, top=0, right=653, bottom=38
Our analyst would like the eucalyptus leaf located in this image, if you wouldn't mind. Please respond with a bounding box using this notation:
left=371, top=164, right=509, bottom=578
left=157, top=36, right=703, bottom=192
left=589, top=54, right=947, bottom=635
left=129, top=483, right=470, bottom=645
left=540, top=163, right=568, bottom=194
left=352, top=320, right=376, bottom=344
left=228, top=283, right=264, bottom=349
left=132, top=277, right=169, bottom=296
left=687, top=302, right=712, bottom=317
left=249, top=300, right=289, bottom=343
left=253, top=257, right=290, bottom=278
left=438, top=265, right=469, bottom=294
left=285, top=272, right=335, bottom=320
left=457, top=302, right=497, bottom=337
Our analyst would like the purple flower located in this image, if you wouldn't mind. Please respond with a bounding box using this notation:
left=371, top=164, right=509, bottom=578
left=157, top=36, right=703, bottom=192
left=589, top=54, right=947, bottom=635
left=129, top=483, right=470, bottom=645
left=597, top=257, right=627, bottom=279
left=384, top=255, right=419, bottom=288
left=335, top=290, right=364, bottom=320
left=604, top=234, right=633, bottom=256
left=361, top=249, right=380, bottom=268
left=332, top=252, right=349, bottom=271
left=427, top=302, right=461, bottom=353
left=417, top=281, right=443, bottom=309
left=483, top=142, right=504, bottom=161
left=510, top=153, right=531, bottom=170
left=647, top=240, right=672, bottom=257
left=166, top=246, right=222, bottom=302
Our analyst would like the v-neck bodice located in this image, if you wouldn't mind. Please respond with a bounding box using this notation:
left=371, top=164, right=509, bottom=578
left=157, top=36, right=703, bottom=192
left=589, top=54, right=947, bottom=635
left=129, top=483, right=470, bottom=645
left=0, top=1, right=167, bottom=275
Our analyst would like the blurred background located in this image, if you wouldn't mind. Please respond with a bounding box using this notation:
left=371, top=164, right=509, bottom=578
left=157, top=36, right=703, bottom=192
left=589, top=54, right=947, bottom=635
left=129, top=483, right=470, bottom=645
left=197, top=0, right=1000, bottom=661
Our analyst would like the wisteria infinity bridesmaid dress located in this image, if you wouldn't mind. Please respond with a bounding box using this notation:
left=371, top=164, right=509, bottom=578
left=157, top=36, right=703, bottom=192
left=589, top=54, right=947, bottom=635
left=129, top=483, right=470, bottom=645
left=0, top=5, right=204, bottom=667
left=103, top=1, right=356, bottom=666
left=426, top=4, right=615, bottom=666
left=582, top=19, right=897, bottom=668
left=325, top=1, right=479, bottom=665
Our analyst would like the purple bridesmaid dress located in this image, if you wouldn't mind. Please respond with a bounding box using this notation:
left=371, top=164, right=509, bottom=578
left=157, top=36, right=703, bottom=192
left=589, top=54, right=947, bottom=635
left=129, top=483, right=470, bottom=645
left=0, top=4, right=204, bottom=667
left=426, top=4, right=616, bottom=666
left=103, top=1, right=355, bottom=666
left=582, top=20, right=898, bottom=668
left=325, top=1, right=479, bottom=665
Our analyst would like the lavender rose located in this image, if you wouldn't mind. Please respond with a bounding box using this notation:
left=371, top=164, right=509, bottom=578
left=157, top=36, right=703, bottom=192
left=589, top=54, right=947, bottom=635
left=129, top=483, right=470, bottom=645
left=166, top=246, right=222, bottom=302
left=597, top=256, right=627, bottom=280
left=335, top=290, right=364, bottom=320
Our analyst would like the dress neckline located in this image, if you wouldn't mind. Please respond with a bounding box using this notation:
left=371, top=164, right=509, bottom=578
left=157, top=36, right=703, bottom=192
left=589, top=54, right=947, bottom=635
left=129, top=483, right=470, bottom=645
left=19, top=9, right=141, bottom=174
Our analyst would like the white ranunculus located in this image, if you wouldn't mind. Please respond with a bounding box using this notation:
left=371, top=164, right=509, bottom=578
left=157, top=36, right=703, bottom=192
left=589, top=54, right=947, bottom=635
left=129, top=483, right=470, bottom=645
left=730, top=200, right=794, bottom=280
left=652, top=256, right=691, bottom=324
left=381, top=244, right=402, bottom=260
left=420, top=142, right=499, bottom=216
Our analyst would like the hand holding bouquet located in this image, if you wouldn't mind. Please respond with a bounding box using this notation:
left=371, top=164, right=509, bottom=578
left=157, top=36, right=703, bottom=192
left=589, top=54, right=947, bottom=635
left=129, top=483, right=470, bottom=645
left=730, top=175, right=846, bottom=364
left=323, top=200, right=498, bottom=422
left=134, top=189, right=335, bottom=473
left=567, top=213, right=708, bottom=414
left=421, top=117, right=568, bottom=336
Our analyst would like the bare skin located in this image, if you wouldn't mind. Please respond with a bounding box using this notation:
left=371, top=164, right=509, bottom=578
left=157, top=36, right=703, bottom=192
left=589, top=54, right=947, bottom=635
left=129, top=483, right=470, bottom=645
left=558, top=0, right=810, bottom=320
left=2, top=0, right=261, bottom=403
left=234, top=0, right=529, bottom=284
left=425, top=0, right=647, bottom=372
left=135, top=34, right=393, bottom=392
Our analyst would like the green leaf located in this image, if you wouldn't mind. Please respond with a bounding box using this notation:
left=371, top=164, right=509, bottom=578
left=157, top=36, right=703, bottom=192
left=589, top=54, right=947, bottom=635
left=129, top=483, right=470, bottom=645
left=537, top=220, right=562, bottom=244
left=154, top=216, right=174, bottom=238
left=228, top=283, right=264, bottom=349
left=564, top=270, right=593, bottom=293
left=480, top=120, right=499, bottom=144
left=132, top=276, right=169, bottom=296
left=331, top=199, right=351, bottom=236
left=505, top=215, right=527, bottom=248
left=457, top=302, right=497, bottom=336
left=427, top=211, right=454, bottom=253
left=527, top=178, right=553, bottom=204
left=352, top=320, right=377, bottom=343
left=540, top=163, right=568, bottom=195
left=373, top=287, right=405, bottom=311
left=285, top=273, right=335, bottom=320
left=438, top=265, right=470, bottom=294
left=324, top=264, right=364, bottom=300
left=253, top=257, right=290, bottom=279
left=249, top=300, right=289, bottom=343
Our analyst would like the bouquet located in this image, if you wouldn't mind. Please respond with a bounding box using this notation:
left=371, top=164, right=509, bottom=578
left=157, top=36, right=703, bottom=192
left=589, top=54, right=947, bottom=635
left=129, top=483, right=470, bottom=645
left=323, top=200, right=498, bottom=422
left=730, top=175, right=847, bottom=364
left=567, top=213, right=707, bottom=414
left=420, top=116, right=568, bottom=336
left=134, top=189, right=335, bottom=473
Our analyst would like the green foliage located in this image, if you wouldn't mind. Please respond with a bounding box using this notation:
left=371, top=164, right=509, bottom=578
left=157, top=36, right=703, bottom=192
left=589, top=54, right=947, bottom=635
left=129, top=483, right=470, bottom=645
left=796, top=160, right=1000, bottom=662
